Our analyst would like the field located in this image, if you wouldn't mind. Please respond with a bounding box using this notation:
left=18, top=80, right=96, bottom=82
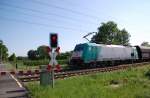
left=7, top=61, right=39, bottom=70
left=7, top=59, right=68, bottom=70
left=26, top=64, right=150, bottom=98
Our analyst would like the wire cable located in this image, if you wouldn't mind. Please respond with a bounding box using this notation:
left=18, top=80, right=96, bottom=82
left=29, top=0, right=101, bottom=20
left=0, top=2, right=99, bottom=25
left=0, top=7, right=93, bottom=28
left=0, top=16, right=89, bottom=32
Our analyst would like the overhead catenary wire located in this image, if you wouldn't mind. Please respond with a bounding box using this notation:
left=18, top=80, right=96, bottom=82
left=0, top=16, right=89, bottom=32
left=0, top=7, right=93, bottom=28
left=54, top=0, right=99, bottom=13
left=0, top=2, right=99, bottom=25
left=28, top=0, right=101, bottom=20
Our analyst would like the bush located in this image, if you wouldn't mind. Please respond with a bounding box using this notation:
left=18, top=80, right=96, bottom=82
left=23, top=60, right=49, bottom=66
left=58, top=60, right=67, bottom=65
left=110, top=79, right=120, bottom=85
left=8, top=53, right=16, bottom=62
left=23, top=59, right=68, bottom=66
left=136, top=91, right=150, bottom=98
left=145, top=69, right=150, bottom=79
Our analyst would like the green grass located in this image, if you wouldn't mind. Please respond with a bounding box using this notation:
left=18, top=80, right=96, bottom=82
left=16, top=61, right=39, bottom=70
left=23, top=59, right=68, bottom=66
left=26, top=64, right=150, bottom=98
left=7, top=60, right=68, bottom=70
left=6, top=61, right=39, bottom=70
left=4, top=62, right=15, bottom=70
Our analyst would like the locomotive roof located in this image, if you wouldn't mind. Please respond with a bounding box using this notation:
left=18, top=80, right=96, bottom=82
left=85, top=43, right=131, bottom=48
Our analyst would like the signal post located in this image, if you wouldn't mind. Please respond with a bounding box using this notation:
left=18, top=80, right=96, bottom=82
left=40, top=33, right=61, bottom=88
left=48, top=33, right=60, bottom=88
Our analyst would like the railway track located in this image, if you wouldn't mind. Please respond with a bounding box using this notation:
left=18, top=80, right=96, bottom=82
left=18, top=62, right=150, bottom=82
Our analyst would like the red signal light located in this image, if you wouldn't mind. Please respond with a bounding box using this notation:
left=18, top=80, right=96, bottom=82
left=50, top=33, right=58, bottom=48
left=52, top=36, right=56, bottom=41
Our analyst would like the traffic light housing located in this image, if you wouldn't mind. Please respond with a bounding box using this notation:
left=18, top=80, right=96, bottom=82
left=50, top=33, right=58, bottom=48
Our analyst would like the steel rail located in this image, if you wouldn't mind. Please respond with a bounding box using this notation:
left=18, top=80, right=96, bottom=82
left=18, top=62, right=150, bottom=82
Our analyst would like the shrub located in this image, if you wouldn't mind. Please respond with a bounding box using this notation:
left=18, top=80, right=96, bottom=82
left=23, top=59, right=68, bottom=66
left=110, top=79, right=120, bottom=85
left=23, top=60, right=49, bottom=66
left=145, top=69, right=150, bottom=79
left=58, top=60, right=67, bottom=65
left=135, top=91, right=150, bottom=98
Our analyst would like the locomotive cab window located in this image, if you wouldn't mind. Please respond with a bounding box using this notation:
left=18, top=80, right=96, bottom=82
left=74, top=45, right=84, bottom=51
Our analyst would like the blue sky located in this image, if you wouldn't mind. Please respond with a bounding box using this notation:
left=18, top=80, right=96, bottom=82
left=0, top=0, right=150, bottom=56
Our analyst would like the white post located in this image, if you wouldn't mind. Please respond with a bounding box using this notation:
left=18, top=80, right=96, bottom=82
left=51, top=51, right=55, bottom=88
left=0, top=40, right=3, bottom=63
left=1, top=47, right=3, bottom=62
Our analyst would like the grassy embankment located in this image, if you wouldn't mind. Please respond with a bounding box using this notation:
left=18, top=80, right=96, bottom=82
left=27, top=64, right=150, bottom=98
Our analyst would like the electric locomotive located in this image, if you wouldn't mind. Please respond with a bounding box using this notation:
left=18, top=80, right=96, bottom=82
left=70, top=43, right=150, bottom=67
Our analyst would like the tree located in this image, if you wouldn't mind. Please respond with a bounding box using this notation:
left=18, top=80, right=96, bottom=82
left=17, top=56, right=28, bottom=60
left=91, top=21, right=130, bottom=45
left=27, top=50, right=38, bottom=60
left=0, top=40, right=9, bottom=61
left=141, top=42, right=150, bottom=47
left=117, top=29, right=130, bottom=45
left=37, top=45, right=50, bottom=59
left=8, top=53, right=16, bottom=62
left=56, top=51, right=72, bottom=60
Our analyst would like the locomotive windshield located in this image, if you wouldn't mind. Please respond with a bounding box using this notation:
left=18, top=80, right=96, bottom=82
left=74, top=45, right=84, bottom=51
